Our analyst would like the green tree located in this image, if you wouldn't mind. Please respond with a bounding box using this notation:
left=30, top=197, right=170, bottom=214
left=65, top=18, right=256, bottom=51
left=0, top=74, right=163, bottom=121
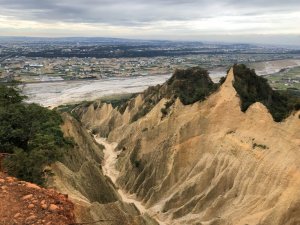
left=0, top=85, right=72, bottom=185
left=233, top=64, right=300, bottom=122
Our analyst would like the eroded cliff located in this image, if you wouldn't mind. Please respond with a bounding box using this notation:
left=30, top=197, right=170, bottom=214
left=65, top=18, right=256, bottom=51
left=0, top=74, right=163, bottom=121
left=78, top=67, right=300, bottom=225
left=47, top=113, right=158, bottom=225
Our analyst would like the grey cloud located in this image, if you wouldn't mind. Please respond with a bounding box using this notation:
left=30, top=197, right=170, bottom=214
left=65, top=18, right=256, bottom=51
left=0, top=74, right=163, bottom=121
left=0, top=0, right=299, bottom=25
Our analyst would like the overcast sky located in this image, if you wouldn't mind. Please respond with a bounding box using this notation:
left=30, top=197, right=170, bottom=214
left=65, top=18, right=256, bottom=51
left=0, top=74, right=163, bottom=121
left=0, top=0, right=299, bottom=45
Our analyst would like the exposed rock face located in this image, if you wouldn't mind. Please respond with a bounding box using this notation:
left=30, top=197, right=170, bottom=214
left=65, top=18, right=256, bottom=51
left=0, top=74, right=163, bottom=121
left=80, top=67, right=218, bottom=137
left=79, top=68, right=300, bottom=225
left=47, top=113, right=158, bottom=225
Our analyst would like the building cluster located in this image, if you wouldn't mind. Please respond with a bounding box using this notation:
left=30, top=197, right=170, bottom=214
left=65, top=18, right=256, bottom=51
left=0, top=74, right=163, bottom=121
left=1, top=52, right=298, bottom=83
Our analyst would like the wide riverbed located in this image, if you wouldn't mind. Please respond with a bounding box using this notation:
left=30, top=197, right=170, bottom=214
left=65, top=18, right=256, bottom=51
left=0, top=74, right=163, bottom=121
left=22, top=75, right=171, bottom=108
left=22, top=58, right=300, bottom=107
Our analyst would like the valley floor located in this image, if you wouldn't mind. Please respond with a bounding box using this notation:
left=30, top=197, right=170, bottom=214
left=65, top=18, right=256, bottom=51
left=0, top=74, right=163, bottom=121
left=95, top=137, right=169, bottom=225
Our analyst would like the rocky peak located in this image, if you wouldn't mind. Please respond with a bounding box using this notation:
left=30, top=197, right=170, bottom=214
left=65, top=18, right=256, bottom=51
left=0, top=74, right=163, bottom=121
left=128, top=67, right=220, bottom=122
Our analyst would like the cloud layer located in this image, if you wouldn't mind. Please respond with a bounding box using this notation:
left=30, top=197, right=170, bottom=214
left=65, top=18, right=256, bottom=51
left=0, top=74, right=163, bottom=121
left=0, top=0, right=299, bottom=45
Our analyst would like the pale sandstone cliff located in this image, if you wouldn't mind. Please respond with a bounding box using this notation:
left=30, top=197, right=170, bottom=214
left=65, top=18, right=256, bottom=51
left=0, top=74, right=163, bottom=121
left=47, top=113, right=158, bottom=225
left=79, top=68, right=300, bottom=225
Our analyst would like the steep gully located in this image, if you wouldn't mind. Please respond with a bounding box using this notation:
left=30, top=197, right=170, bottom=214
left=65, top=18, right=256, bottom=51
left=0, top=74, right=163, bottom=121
left=94, top=136, right=168, bottom=225
left=74, top=67, right=300, bottom=224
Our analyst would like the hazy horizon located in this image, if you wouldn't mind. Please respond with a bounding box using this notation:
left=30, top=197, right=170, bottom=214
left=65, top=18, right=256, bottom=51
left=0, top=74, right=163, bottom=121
left=0, top=35, right=300, bottom=49
left=0, top=0, right=299, bottom=46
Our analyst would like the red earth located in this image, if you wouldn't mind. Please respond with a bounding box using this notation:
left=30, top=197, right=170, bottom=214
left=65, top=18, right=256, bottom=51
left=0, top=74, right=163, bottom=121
left=0, top=172, right=75, bottom=225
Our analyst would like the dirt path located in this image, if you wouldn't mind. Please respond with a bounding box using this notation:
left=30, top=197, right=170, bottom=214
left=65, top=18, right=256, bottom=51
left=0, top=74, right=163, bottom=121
left=0, top=173, right=75, bottom=225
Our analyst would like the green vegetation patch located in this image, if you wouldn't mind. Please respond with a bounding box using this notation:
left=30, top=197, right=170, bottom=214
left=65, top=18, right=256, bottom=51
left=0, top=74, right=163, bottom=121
left=264, top=66, right=300, bottom=91
left=252, top=143, right=268, bottom=150
left=167, top=67, right=219, bottom=105
left=161, top=98, right=175, bottom=118
left=0, top=85, right=73, bottom=185
left=233, top=64, right=300, bottom=122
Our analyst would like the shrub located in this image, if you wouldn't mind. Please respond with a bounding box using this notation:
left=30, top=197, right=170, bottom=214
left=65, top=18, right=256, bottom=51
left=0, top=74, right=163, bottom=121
left=233, top=64, right=300, bottom=122
left=219, top=76, right=226, bottom=85
left=252, top=143, right=268, bottom=150
left=160, top=99, right=175, bottom=119
left=134, top=160, right=141, bottom=168
left=0, top=85, right=72, bottom=185
left=168, top=67, right=219, bottom=105
left=161, top=107, right=168, bottom=116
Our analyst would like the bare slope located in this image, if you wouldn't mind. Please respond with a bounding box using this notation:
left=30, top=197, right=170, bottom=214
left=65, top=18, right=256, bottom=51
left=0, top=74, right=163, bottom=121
left=80, top=68, right=300, bottom=225
left=47, top=113, right=158, bottom=225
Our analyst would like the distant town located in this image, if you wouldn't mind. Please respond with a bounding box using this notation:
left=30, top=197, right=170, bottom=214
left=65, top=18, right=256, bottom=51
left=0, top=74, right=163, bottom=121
left=0, top=37, right=300, bottom=91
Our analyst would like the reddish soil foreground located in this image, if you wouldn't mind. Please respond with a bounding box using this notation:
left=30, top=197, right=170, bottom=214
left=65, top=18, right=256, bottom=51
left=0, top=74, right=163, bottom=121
left=0, top=173, right=75, bottom=225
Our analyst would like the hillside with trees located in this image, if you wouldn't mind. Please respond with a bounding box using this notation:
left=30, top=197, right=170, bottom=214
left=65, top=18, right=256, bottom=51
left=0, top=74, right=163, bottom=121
left=0, top=85, right=72, bottom=185
left=233, top=64, right=300, bottom=122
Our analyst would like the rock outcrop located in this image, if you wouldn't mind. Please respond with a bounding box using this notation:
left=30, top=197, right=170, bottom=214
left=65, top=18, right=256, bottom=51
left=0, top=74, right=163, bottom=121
left=78, top=67, right=300, bottom=225
left=47, top=113, right=158, bottom=225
